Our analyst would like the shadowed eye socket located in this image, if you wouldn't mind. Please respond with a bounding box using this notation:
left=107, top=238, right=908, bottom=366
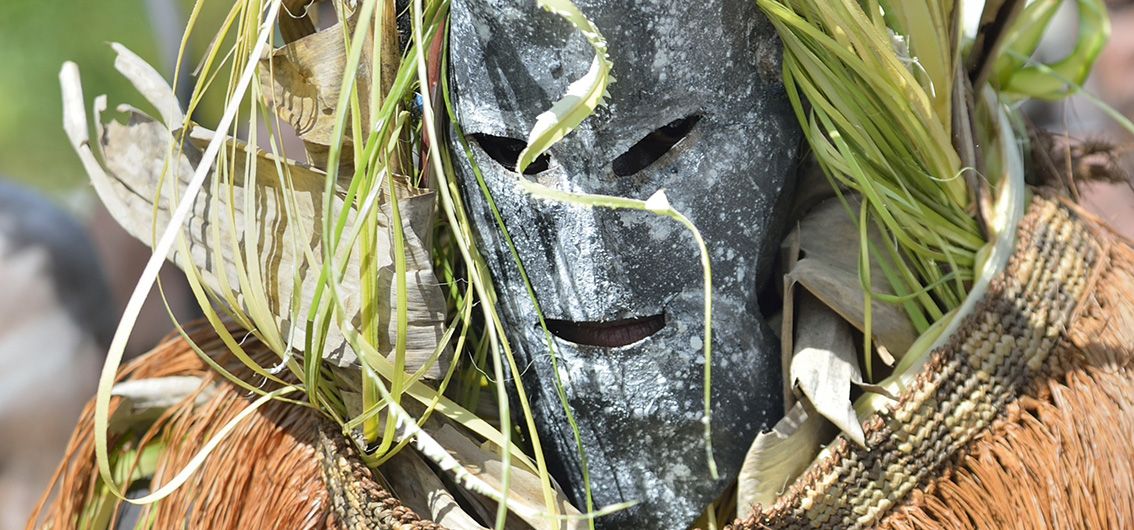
left=611, top=114, right=702, bottom=177
left=468, top=134, right=551, bottom=175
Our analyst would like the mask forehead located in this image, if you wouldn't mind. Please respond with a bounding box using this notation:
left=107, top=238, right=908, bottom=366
left=450, top=0, right=782, bottom=158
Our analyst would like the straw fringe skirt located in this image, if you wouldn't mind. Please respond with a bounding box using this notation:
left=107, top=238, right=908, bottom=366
left=29, top=195, right=1134, bottom=529
left=27, top=325, right=441, bottom=529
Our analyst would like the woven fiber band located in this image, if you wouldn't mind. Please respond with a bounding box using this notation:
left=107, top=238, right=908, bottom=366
left=732, top=195, right=1133, bottom=529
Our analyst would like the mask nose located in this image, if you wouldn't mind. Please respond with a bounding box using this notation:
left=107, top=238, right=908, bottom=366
left=534, top=204, right=635, bottom=321
left=532, top=199, right=694, bottom=323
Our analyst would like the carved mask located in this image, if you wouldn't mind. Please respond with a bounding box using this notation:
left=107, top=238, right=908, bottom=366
left=448, top=1, right=801, bottom=527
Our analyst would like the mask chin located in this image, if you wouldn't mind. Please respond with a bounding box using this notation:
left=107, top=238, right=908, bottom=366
left=487, top=273, right=784, bottom=528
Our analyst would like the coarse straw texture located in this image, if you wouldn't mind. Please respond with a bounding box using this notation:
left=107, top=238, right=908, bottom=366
left=28, top=322, right=325, bottom=529
left=28, top=320, right=442, bottom=530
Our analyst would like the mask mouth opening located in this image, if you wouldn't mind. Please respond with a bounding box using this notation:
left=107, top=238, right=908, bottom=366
left=544, top=313, right=666, bottom=348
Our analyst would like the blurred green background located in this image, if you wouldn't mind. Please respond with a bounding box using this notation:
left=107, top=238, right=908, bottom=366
left=1, top=1, right=162, bottom=198
left=0, top=0, right=229, bottom=375
left=0, top=0, right=231, bottom=206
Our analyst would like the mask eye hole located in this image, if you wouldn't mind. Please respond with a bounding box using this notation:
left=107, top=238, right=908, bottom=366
left=469, top=134, right=551, bottom=175
left=612, top=114, right=701, bottom=177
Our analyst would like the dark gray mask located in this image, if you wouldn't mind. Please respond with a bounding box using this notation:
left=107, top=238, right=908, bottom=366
left=448, top=1, right=801, bottom=527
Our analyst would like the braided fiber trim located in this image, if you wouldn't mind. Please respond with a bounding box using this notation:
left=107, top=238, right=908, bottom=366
left=878, top=202, right=1134, bottom=530
left=730, top=196, right=1104, bottom=529
left=317, top=429, right=444, bottom=530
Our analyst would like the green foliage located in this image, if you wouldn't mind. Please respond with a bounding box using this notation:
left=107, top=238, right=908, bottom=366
left=1, top=0, right=234, bottom=197
left=757, top=0, right=982, bottom=379
left=0, top=0, right=159, bottom=194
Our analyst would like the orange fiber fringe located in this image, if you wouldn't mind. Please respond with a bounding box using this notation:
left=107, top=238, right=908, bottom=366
left=882, top=210, right=1134, bottom=530
left=27, top=322, right=335, bottom=530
